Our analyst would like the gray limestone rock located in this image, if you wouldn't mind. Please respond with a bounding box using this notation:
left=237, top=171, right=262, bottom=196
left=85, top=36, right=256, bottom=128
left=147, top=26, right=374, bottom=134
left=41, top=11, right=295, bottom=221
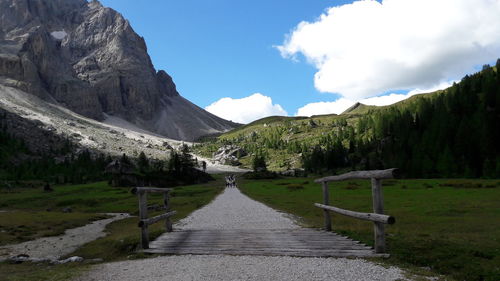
left=213, top=145, right=247, bottom=166
left=0, top=0, right=237, bottom=141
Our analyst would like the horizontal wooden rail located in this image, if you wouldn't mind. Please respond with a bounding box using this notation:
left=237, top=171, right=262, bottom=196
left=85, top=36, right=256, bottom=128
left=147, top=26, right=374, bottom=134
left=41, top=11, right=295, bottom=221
left=314, top=168, right=398, bottom=183
left=131, top=187, right=172, bottom=195
left=131, top=186, right=175, bottom=249
left=314, top=203, right=395, bottom=224
left=316, top=169, right=398, bottom=254
left=138, top=211, right=177, bottom=227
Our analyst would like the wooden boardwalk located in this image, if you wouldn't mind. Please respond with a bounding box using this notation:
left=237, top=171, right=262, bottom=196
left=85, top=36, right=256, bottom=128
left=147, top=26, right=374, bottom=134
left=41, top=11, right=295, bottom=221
left=145, top=228, right=387, bottom=258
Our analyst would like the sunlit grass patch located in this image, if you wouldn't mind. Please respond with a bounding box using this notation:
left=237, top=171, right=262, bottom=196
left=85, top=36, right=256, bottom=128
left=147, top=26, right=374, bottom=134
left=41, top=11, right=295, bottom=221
left=239, top=177, right=500, bottom=281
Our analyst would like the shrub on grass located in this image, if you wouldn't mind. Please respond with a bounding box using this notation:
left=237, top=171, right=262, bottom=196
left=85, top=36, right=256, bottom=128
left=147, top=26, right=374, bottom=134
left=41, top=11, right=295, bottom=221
left=286, top=184, right=304, bottom=191
left=439, top=181, right=491, bottom=189
left=382, top=179, right=399, bottom=186
left=242, top=171, right=280, bottom=179
left=343, top=184, right=358, bottom=190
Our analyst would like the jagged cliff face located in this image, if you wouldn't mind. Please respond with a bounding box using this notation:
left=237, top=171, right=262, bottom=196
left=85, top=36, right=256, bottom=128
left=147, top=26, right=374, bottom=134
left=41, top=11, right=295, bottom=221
left=0, top=0, right=237, bottom=140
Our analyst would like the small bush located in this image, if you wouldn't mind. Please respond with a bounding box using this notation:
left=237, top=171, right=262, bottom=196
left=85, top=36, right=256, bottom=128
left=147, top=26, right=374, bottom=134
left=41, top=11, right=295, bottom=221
left=343, top=184, right=359, bottom=190
left=423, top=183, right=434, bottom=189
left=439, top=181, right=491, bottom=189
left=242, top=171, right=280, bottom=179
left=286, top=184, right=304, bottom=191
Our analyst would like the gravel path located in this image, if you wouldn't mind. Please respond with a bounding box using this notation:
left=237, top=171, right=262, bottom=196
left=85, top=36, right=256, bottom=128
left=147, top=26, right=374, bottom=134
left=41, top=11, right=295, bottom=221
left=79, top=255, right=404, bottom=281
left=175, top=187, right=299, bottom=230
left=0, top=213, right=129, bottom=262
left=77, top=189, right=407, bottom=281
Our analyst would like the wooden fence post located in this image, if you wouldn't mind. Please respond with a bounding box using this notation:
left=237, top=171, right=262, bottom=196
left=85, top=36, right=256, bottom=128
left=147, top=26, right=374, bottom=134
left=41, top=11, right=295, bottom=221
left=371, top=178, right=385, bottom=253
left=138, top=191, right=149, bottom=249
left=163, top=192, right=173, bottom=232
left=322, top=182, right=332, bottom=231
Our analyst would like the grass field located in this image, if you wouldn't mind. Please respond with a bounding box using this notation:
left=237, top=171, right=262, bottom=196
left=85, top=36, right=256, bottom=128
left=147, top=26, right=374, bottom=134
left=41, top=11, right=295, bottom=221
left=0, top=177, right=224, bottom=281
left=239, top=177, right=500, bottom=281
left=0, top=211, right=108, bottom=246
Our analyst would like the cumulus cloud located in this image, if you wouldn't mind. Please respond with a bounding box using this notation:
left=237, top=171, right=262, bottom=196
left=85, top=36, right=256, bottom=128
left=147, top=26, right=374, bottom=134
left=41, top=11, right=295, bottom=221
left=205, top=93, right=288, bottom=124
left=278, top=0, right=500, bottom=100
left=295, top=81, right=455, bottom=116
left=296, top=98, right=355, bottom=116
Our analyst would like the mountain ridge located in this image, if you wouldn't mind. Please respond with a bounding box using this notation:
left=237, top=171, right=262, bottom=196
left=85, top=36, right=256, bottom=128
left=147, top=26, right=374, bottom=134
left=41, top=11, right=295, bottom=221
left=195, top=63, right=499, bottom=177
left=0, top=0, right=237, bottom=141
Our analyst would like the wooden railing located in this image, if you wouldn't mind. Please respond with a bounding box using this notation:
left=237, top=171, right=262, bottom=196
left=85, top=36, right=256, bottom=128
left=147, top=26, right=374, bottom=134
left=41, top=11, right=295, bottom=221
left=131, top=187, right=177, bottom=249
left=314, top=168, right=398, bottom=253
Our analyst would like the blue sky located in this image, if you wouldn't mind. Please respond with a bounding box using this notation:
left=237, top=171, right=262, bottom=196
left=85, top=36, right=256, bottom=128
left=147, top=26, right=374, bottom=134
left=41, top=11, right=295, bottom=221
left=99, top=0, right=500, bottom=123
left=99, top=0, right=345, bottom=111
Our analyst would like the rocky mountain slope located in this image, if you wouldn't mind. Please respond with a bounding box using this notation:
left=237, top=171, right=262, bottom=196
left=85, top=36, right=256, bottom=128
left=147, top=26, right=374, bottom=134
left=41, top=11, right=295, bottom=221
left=0, top=0, right=237, bottom=141
left=0, top=83, right=247, bottom=174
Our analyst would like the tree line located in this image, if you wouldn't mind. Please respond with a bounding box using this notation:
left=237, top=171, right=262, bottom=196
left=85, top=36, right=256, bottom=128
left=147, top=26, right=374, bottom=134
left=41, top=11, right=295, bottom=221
left=303, top=60, right=500, bottom=178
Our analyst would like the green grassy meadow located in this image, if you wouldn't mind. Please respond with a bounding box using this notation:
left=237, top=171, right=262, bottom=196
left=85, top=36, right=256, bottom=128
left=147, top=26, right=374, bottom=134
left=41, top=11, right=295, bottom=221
left=239, top=177, right=500, bottom=281
left=0, top=177, right=224, bottom=281
left=1, top=176, right=499, bottom=281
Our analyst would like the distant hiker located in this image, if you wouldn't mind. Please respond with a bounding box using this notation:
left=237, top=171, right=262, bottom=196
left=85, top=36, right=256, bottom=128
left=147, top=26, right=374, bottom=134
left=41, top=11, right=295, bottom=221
left=231, top=174, right=237, bottom=188
left=202, top=161, right=207, bottom=172
left=225, top=174, right=236, bottom=188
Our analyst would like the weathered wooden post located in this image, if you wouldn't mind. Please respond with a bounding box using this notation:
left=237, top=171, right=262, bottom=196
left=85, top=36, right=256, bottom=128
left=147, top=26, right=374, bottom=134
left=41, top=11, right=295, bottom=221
left=371, top=178, right=385, bottom=253
left=322, top=181, right=332, bottom=231
left=163, top=192, right=172, bottom=232
left=138, top=190, right=149, bottom=249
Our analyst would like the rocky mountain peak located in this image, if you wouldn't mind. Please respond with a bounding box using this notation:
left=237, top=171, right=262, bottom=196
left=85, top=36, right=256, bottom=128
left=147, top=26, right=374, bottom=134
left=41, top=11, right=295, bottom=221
left=0, top=0, right=237, bottom=140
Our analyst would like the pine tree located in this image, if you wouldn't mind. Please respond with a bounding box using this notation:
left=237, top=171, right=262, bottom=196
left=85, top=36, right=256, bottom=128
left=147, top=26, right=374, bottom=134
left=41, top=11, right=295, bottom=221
left=137, top=151, right=149, bottom=173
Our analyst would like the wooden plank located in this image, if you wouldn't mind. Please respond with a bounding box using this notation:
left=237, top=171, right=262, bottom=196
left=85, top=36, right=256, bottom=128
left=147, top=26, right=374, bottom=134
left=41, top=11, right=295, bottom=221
left=152, top=239, right=365, bottom=245
left=322, top=182, right=332, bottom=231
left=151, top=244, right=373, bottom=251
left=145, top=247, right=375, bottom=253
left=151, top=238, right=368, bottom=246
left=138, top=211, right=177, bottom=227
left=148, top=248, right=375, bottom=255
left=371, top=178, right=386, bottom=253
left=314, top=203, right=395, bottom=224
left=143, top=248, right=387, bottom=258
left=315, top=168, right=398, bottom=183
left=152, top=231, right=359, bottom=241
left=146, top=229, right=384, bottom=258
left=152, top=234, right=363, bottom=242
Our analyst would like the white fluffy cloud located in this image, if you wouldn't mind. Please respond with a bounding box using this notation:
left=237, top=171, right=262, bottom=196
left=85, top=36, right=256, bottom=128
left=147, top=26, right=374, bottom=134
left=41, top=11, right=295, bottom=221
left=205, top=93, right=287, bottom=124
left=278, top=0, right=500, bottom=100
left=295, top=81, right=454, bottom=116
left=296, top=98, right=355, bottom=116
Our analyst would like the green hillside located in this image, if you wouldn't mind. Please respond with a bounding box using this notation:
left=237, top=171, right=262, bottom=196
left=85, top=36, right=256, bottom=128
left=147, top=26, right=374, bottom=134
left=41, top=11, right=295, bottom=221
left=194, top=60, right=500, bottom=178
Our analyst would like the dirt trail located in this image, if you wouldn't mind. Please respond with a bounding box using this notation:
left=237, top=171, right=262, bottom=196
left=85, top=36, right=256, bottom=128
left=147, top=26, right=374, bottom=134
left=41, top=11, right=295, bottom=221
left=0, top=213, right=130, bottom=262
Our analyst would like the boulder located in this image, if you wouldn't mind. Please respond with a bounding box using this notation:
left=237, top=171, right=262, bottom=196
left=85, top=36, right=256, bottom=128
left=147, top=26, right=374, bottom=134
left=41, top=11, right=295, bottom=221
left=213, top=145, right=247, bottom=166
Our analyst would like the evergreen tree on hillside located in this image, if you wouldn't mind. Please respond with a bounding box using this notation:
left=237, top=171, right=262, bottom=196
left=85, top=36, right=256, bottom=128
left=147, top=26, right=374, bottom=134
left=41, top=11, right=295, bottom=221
left=137, top=151, right=149, bottom=173
left=252, top=151, right=267, bottom=172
